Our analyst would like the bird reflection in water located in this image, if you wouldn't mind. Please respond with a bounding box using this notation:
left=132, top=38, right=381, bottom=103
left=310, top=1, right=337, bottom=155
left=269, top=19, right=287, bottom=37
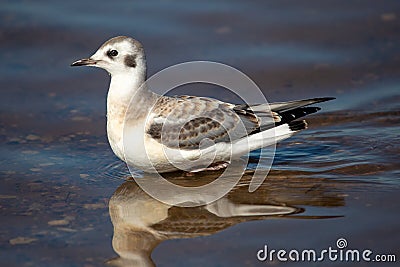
left=106, top=170, right=345, bottom=266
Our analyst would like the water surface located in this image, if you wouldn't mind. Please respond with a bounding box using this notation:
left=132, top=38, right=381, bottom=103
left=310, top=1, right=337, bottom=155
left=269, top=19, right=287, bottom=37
left=1, top=1, right=399, bottom=266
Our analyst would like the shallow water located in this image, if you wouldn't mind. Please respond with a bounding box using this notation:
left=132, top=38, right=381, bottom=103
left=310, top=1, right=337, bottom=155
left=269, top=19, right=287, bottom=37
left=1, top=0, right=400, bottom=266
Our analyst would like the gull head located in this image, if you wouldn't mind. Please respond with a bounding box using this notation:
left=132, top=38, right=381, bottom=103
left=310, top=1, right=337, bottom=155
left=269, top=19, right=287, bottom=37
left=71, top=36, right=146, bottom=77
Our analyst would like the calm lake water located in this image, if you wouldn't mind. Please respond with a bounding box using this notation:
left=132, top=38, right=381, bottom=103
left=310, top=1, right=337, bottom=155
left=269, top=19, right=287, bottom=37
left=1, top=1, right=399, bottom=266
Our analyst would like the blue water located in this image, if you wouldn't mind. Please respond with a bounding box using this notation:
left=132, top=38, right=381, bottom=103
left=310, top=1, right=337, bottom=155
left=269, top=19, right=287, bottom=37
left=1, top=0, right=399, bottom=266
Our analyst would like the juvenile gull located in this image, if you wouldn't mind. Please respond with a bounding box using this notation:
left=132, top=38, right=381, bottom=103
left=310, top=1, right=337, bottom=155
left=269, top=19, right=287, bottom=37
left=71, top=36, right=334, bottom=173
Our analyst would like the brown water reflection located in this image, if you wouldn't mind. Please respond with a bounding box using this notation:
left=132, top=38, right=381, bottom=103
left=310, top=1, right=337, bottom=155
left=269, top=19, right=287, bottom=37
left=107, top=170, right=347, bottom=266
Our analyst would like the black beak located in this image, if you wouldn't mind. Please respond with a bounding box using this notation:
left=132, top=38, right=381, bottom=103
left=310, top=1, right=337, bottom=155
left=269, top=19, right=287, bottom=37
left=71, top=58, right=97, bottom=67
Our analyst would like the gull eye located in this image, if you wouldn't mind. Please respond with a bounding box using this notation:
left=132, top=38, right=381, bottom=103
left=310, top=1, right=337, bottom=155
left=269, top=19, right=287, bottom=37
left=107, top=49, right=118, bottom=58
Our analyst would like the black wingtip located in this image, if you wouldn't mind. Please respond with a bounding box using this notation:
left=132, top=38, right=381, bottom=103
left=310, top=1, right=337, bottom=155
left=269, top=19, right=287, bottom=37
left=309, top=97, right=336, bottom=104
left=289, top=120, right=308, bottom=131
left=275, top=106, right=321, bottom=126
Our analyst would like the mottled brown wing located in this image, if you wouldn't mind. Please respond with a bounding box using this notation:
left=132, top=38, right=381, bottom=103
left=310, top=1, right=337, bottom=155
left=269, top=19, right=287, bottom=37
left=146, top=96, right=261, bottom=150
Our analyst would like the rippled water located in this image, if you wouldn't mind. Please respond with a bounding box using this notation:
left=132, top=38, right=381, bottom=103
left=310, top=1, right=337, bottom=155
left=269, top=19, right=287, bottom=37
left=1, top=1, right=399, bottom=266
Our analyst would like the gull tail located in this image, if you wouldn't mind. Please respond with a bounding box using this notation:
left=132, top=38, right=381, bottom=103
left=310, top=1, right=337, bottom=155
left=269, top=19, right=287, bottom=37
left=287, top=120, right=308, bottom=131
left=232, top=120, right=307, bottom=158
left=239, top=97, right=335, bottom=132
left=231, top=97, right=335, bottom=157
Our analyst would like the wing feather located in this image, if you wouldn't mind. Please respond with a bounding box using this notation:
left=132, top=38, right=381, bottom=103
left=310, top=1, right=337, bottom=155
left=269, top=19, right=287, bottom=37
left=146, top=96, right=259, bottom=149
left=145, top=96, right=334, bottom=150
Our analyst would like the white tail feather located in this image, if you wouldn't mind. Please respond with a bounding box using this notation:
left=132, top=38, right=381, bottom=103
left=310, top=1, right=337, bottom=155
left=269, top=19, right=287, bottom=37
left=230, top=124, right=295, bottom=159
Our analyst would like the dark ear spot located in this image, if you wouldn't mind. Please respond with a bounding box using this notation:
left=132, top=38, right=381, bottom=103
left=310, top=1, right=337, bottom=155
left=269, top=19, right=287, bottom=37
left=124, top=55, right=137, bottom=68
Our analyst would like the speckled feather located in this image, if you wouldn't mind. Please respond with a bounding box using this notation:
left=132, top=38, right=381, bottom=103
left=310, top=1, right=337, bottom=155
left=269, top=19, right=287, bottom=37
left=146, top=95, right=263, bottom=149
